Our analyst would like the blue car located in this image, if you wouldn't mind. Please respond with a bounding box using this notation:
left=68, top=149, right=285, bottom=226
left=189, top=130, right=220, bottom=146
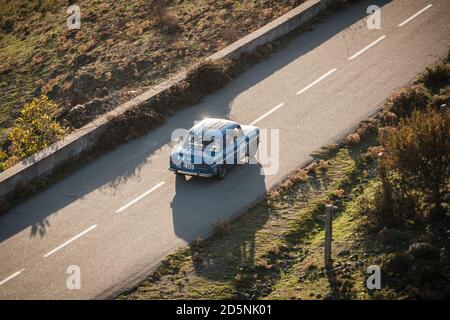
left=169, top=118, right=260, bottom=179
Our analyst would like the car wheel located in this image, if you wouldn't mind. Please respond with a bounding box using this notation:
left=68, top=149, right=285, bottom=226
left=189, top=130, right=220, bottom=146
left=216, top=165, right=227, bottom=180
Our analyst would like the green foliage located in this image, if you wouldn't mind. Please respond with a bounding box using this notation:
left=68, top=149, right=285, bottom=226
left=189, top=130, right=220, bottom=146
left=357, top=179, right=417, bottom=230
left=0, top=149, right=7, bottom=171
left=8, top=95, right=68, bottom=160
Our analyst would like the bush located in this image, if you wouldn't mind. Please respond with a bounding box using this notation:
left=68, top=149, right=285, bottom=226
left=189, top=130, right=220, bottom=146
left=8, top=95, right=68, bottom=160
left=345, top=133, right=361, bottom=145
left=0, top=150, right=7, bottom=171
left=317, top=159, right=329, bottom=172
left=380, top=107, right=449, bottom=214
left=378, top=110, right=398, bottom=125
left=357, top=180, right=418, bottom=230
left=419, top=62, right=450, bottom=92
left=430, top=86, right=450, bottom=108
left=186, top=59, right=234, bottom=95
left=378, top=227, right=409, bottom=244
left=387, top=85, right=430, bottom=117
left=408, top=242, right=440, bottom=260
left=213, top=219, right=231, bottom=236
left=380, top=249, right=448, bottom=299
left=306, top=162, right=318, bottom=174
left=366, top=146, right=384, bottom=160
left=288, top=169, right=309, bottom=184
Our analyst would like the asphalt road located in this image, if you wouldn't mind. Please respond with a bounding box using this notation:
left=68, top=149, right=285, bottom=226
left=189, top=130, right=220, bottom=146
left=0, top=0, right=449, bottom=299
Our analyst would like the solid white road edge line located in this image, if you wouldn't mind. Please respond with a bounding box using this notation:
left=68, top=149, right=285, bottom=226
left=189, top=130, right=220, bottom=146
left=348, top=35, right=386, bottom=61
left=296, top=68, right=338, bottom=95
left=249, top=103, right=285, bottom=126
left=0, top=269, right=25, bottom=287
left=398, top=4, right=433, bottom=27
left=43, top=224, right=97, bottom=258
left=115, top=181, right=165, bottom=214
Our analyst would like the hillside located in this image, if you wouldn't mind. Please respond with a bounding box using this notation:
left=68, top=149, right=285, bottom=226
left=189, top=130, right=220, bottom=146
left=0, top=0, right=305, bottom=147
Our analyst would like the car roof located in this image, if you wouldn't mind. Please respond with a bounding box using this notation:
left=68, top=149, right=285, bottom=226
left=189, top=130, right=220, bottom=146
left=191, top=118, right=237, bottom=133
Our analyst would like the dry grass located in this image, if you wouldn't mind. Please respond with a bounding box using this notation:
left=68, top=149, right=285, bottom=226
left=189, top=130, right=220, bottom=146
left=0, top=0, right=307, bottom=134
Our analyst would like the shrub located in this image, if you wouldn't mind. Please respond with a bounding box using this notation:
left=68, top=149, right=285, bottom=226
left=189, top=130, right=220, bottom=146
left=366, top=146, right=384, bottom=160
left=408, top=242, right=440, bottom=260
left=288, top=169, right=309, bottom=184
left=345, top=133, right=361, bottom=145
left=378, top=110, right=398, bottom=125
left=357, top=180, right=418, bottom=230
left=381, top=252, right=411, bottom=275
left=331, top=189, right=345, bottom=199
left=191, top=237, right=207, bottom=250
left=306, top=162, right=318, bottom=174
left=255, top=259, right=272, bottom=270
left=380, top=249, right=448, bottom=298
left=213, top=219, right=231, bottom=236
left=380, top=107, right=449, bottom=215
left=356, top=120, right=378, bottom=139
left=8, top=95, right=68, bottom=160
left=430, top=86, right=450, bottom=108
left=387, top=85, right=430, bottom=117
left=266, top=244, right=281, bottom=257
left=186, top=59, right=234, bottom=95
left=419, top=62, right=450, bottom=92
left=317, top=160, right=329, bottom=172
left=0, top=150, right=7, bottom=171
left=378, top=227, right=409, bottom=244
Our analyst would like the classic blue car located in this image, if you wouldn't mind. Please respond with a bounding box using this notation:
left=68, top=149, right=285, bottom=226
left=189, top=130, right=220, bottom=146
left=169, top=118, right=260, bottom=179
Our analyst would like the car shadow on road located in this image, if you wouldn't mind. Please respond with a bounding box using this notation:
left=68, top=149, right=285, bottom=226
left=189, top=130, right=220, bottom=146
left=0, top=0, right=390, bottom=244
left=170, top=162, right=272, bottom=297
left=170, top=162, right=266, bottom=244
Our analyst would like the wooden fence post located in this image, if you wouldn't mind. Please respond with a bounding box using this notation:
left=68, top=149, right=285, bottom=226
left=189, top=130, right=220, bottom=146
left=325, top=204, right=335, bottom=269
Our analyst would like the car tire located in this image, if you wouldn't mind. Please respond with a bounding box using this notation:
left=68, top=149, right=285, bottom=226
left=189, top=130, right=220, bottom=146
left=216, top=165, right=227, bottom=180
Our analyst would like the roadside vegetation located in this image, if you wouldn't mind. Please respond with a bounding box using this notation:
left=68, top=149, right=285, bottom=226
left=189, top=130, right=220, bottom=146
left=0, top=0, right=307, bottom=162
left=0, top=95, right=68, bottom=171
left=118, top=54, right=450, bottom=300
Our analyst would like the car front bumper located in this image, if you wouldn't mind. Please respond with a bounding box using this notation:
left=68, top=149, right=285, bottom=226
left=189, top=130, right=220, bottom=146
left=169, top=167, right=214, bottom=178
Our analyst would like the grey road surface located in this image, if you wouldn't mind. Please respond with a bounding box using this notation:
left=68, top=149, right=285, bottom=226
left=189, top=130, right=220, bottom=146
left=0, top=0, right=449, bottom=299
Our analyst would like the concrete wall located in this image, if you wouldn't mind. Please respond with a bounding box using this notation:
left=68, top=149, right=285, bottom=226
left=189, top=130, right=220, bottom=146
left=0, top=0, right=339, bottom=198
